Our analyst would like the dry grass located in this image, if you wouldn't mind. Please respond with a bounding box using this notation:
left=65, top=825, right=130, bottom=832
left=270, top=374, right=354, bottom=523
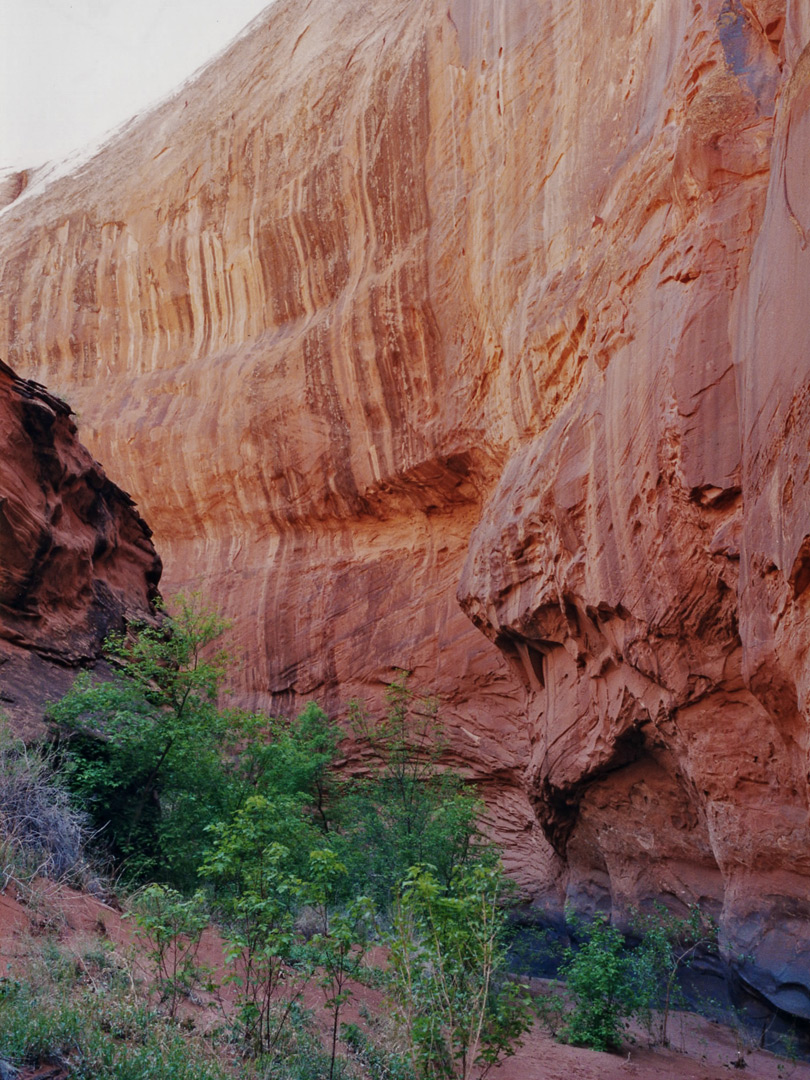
left=0, top=722, right=92, bottom=888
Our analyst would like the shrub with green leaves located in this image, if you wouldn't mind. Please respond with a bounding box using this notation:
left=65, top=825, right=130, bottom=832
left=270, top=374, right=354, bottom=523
left=629, top=902, right=718, bottom=1046
left=127, top=883, right=209, bottom=1016
left=200, top=794, right=314, bottom=1055
left=559, top=910, right=639, bottom=1052
left=305, top=848, right=374, bottom=1080
left=339, top=675, right=483, bottom=911
left=387, top=862, right=533, bottom=1079
left=48, top=594, right=243, bottom=889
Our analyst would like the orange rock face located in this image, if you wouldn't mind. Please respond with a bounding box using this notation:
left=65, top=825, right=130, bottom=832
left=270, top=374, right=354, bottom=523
left=0, top=0, right=809, bottom=1014
left=0, top=360, right=161, bottom=735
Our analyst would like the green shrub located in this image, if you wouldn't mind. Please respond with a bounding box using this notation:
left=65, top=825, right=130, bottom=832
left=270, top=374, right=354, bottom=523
left=305, top=848, right=374, bottom=1080
left=200, top=795, right=313, bottom=1055
left=559, top=910, right=639, bottom=1051
left=387, top=862, right=533, bottom=1079
left=338, top=675, right=483, bottom=911
left=127, top=883, right=209, bottom=1016
left=48, top=594, right=244, bottom=889
left=629, top=902, right=718, bottom=1046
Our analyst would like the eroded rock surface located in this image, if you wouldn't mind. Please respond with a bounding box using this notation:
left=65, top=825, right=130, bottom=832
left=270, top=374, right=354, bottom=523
left=0, top=0, right=809, bottom=1015
left=0, top=360, right=161, bottom=734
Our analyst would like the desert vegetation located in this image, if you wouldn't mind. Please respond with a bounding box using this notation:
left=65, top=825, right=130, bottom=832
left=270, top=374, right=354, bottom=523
left=0, top=596, right=803, bottom=1079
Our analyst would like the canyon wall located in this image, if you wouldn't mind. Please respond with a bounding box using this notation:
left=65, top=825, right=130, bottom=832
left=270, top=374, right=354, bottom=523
left=1, top=0, right=809, bottom=1016
left=0, top=360, right=161, bottom=735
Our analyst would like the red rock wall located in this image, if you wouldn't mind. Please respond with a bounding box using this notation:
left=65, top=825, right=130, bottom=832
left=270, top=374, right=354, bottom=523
left=0, top=0, right=808, bottom=1014
left=0, top=361, right=161, bottom=734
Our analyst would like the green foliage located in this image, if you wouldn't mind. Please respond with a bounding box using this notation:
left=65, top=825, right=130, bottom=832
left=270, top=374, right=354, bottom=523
left=387, top=862, right=533, bottom=1079
left=48, top=594, right=242, bottom=889
left=339, top=675, right=483, bottom=910
left=237, top=703, right=342, bottom=834
left=200, top=795, right=312, bottom=1055
left=44, top=607, right=526, bottom=1075
left=0, top=977, right=226, bottom=1080
left=559, top=910, right=639, bottom=1052
left=305, top=848, right=374, bottom=1080
left=127, top=883, right=209, bottom=1017
left=557, top=903, right=719, bottom=1052
left=629, top=902, right=718, bottom=1046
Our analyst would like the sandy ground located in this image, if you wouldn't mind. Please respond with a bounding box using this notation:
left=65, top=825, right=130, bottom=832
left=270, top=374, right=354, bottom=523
left=0, top=882, right=806, bottom=1080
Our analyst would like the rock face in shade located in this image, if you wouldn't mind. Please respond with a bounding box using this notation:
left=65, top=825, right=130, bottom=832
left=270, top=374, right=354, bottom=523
left=0, top=360, right=161, bottom=735
left=0, top=0, right=809, bottom=1016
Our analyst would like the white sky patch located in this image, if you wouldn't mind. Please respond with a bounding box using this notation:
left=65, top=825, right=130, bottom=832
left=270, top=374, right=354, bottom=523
left=0, top=0, right=273, bottom=172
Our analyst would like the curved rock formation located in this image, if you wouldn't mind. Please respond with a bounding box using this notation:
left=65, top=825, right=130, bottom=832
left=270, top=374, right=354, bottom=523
left=0, top=0, right=809, bottom=1016
left=0, top=360, right=161, bottom=735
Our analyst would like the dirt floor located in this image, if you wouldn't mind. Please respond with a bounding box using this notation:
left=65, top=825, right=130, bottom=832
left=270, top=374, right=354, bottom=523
left=0, top=882, right=806, bottom=1080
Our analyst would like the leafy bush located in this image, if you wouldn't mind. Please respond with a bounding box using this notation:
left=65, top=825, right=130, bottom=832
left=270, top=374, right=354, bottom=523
left=387, top=862, right=533, bottom=1079
left=48, top=594, right=243, bottom=889
left=200, top=794, right=313, bottom=1055
left=339, top=675, right=483, bottom=911
left=559, top=911, right=639, bottom=1051
left=305, top=849, right=374, bottom=1080
left=127, top=883, right=209, bottom=1016
left=556, top=903, right=719, bottom=1052
left=629, top=902, right=718, bottom=1045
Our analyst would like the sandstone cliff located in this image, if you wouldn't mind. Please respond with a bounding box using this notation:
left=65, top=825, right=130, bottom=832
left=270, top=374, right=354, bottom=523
left=0, top=0, right=809, bottom=1017
left=0, top=360, right=161, bottom=734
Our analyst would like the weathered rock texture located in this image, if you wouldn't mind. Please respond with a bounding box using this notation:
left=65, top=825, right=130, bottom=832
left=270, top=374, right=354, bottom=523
left=1, top=0, right=809, bottom=1016
left=0, top=360, right=161, bottom=735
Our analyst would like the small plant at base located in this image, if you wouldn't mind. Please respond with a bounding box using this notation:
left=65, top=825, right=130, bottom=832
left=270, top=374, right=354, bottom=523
left=200, top=795, right=313, bottom=1056
left=629, top=902, right=718, bottom=1046
left=304, top=848, right=374, bottom=1080
left=127, top=883, right=208, bottom=1017
left=559, top=910, right=639, bottom=1052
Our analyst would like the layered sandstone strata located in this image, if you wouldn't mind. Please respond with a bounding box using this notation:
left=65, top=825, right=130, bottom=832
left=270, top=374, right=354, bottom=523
left=0, top=0, right=808, bottom=1016
left=0, top=360, right=161, bottom=734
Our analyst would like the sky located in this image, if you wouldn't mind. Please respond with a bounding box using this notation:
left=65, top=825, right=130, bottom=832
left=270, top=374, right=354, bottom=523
left=0, top=0, right=273, bottom=172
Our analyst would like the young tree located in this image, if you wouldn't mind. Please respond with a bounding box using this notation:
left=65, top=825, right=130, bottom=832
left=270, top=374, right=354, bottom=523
left=305, top=848, right=374, bottom=1080
left=387, top=862, right=533, bottom=1080
left=128, top=883, right=209, bottom=1017
left=340, top=674, right=482, bottom=910
left=559, top=910, right=640, bottom=1051
left=629, top=902, right=718, bottom=1046
left=200, top=793, right=315, bottom=1055
left=48, top=594, right=241, bottom=888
